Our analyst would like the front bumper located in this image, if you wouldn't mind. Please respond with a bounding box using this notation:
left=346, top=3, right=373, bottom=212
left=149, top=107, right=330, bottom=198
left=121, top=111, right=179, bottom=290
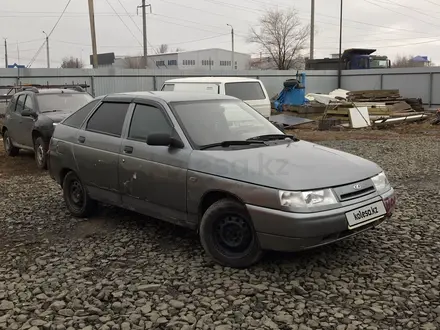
left=247, top=188, right=396, bottom=252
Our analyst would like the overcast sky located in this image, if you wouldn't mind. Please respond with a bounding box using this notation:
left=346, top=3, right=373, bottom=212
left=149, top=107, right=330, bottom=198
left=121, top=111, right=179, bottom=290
left=1, top=0, right=440, bottom=68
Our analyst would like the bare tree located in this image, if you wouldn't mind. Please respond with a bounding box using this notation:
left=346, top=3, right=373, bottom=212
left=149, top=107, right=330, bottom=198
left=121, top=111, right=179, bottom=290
left=249, top=8, right=309, bottom=70
left=156, top=44, right=169, bottom=54
left=123, top=56, right=146, bottom=69
left=61, top=57, right=84, bottom=68
left=392, top=54, right=415, bottom=68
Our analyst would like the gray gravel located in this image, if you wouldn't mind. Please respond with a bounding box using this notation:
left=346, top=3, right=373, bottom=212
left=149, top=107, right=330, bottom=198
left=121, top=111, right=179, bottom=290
left=0, top=136, right=440, bottom=330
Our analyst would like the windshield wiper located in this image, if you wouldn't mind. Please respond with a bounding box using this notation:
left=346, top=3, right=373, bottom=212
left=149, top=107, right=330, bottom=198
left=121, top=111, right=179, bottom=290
left=42, top=109, right=64, bottom=113
left=247, top=134, right=299, bottom=141
left=199, top=140, right=266, bottom=150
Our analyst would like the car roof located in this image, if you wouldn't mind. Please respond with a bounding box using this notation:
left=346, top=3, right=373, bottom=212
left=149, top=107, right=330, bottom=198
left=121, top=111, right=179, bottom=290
left=102, top=91, right=239, bottom=103
left=163, top=77, right=262, bottom=84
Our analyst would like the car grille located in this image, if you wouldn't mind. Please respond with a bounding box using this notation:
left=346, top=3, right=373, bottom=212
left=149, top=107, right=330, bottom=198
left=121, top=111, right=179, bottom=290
left=332, top=178, right=376, bottom=202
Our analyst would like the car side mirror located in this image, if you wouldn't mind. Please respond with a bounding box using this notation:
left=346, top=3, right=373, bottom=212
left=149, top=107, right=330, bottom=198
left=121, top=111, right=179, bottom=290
left=147, top=133, right=184, bottom=149
left=21, top=109, right=37, bottom=118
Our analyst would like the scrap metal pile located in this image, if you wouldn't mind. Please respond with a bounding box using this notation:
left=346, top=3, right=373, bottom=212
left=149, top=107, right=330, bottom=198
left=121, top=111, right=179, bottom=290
left=323, top=89, right=427, bottom=123
left=308, top=89, right=431, bottom=129
left=270, top=86, right=435, bottom=130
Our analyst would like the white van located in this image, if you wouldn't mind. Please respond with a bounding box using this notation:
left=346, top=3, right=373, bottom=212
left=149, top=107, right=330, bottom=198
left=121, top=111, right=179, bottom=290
left=160, top=77, right=271, bottom=118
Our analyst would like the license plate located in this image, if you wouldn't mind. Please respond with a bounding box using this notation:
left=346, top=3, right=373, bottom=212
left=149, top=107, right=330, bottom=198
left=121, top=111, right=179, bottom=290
left=346, top=201, right=386, bottom=228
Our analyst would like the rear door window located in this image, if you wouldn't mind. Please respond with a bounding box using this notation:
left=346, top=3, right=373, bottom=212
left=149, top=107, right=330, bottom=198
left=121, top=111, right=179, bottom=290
left=15, top=95, right=26, bottom=114
left=86, top=102, right=129, bottom=137
left=63, top=99, right=99, bottom=128
left=224, top=82, right=266, bottom=100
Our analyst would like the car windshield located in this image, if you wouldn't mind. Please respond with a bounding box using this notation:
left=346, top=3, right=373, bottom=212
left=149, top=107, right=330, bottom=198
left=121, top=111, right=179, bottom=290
left=37, top=93, right=94, bottom=113
left=170, top=99, right=282, bottom=148
left=370, top=58, right=388, bottom=68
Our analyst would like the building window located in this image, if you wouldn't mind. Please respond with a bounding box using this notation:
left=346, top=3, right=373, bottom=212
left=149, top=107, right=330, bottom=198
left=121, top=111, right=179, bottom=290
left=156, top=60, right=165, bottom=66
left=168, top=60, right=177, bottom=65
left=202, top=60, right=213, bottom=66
left=220, top=60, right=232, bottom=67
left=183, top=59, right=194, bottom=66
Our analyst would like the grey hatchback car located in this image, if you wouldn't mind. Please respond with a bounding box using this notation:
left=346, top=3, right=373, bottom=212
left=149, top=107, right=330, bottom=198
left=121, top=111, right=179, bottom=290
left=48, top=91, right=396, bottom=268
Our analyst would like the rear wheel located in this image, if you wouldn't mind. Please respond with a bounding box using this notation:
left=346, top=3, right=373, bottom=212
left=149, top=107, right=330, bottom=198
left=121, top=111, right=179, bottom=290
left=199, top=199, right=263, bottom=268
left=34, top=137, right=48, bottom=170
left=62, top=171, right=96, bottom=218
left=3, top=130, right=19, bottom=157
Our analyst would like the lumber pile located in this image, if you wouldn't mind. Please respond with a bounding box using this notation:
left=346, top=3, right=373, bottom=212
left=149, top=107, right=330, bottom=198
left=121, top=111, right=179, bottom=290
left=324, top=95, right=424, bottom=122
left=347, top=90, right=401, bottom=102
left=346, top=89, right=424, bottom=112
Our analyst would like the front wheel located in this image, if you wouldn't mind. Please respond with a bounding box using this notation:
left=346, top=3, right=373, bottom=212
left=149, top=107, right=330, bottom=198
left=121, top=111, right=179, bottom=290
left=3, top=131, right=19, bottom=157
left=199, top=199, right=263, bottom=268
left=62, top=171, right=96, bottom=218
left=34, top=137, right=48, bottom=170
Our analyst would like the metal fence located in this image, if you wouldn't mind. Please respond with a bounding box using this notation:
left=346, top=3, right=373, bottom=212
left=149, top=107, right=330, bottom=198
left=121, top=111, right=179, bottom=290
left=1, top=66, right=439, bottom=106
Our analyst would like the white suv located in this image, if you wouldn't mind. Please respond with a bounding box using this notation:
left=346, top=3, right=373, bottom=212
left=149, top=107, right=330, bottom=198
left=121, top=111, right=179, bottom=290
left=161, top=77, right=271, bottom=119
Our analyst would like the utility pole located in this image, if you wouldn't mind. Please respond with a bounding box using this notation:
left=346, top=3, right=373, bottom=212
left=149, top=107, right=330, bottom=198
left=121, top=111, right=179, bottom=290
left=3, top=38, right=8, bottom=68
left=88, top=0, right=99, bottom=68
left=138, top=1, right=152, bottom=68
left=227, top=24, right=234, bottom=70
left=310, top=0, right=315, bottom=60
left=43, top=31, right=50, bottom=68
left=337, top=0, right=343, bottom=88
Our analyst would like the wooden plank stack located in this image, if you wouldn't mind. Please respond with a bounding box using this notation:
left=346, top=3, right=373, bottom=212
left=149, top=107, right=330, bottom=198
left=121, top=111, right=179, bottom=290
left=325, top=89, right=425, bottom=122
left=347, top=89, right=401, bottom=102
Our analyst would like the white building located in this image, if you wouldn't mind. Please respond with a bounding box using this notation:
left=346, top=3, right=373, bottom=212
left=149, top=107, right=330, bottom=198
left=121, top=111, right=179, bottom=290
left=112, top=48, right=251, bottom=70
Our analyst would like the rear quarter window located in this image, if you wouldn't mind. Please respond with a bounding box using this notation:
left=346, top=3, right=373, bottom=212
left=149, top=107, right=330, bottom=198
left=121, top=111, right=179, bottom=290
left=224, top=82, right=266, bottom=101
left=7, top=95, right=18, bottom=112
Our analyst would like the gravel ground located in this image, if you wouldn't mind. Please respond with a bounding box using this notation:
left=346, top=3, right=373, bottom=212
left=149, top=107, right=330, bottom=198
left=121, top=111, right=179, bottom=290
left=0, top=134, right=440, bottom=330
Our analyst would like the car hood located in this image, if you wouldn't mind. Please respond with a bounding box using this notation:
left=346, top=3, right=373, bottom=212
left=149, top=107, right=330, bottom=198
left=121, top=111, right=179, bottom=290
left=188, top=140, right=382, bottom=190
left=41, top=111, right=72, bottom=123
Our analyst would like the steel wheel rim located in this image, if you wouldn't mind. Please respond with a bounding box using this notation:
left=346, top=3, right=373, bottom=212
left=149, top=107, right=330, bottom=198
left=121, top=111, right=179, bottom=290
left=70, top=180, right=84, bottom=207
left=213, top=214, right=253, bottom=256
left=4, top=136, right=11, bottom=152
left=36, top=145, right=44, bottom=165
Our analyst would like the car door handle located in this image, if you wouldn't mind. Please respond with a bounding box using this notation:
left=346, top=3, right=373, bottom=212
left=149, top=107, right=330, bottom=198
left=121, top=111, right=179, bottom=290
left=123, top=146, right=133, bottom=154
left=78, top=136, right=85, bottom=143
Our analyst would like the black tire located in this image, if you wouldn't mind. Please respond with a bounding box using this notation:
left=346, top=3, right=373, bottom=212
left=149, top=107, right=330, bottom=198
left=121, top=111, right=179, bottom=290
left=34, top=136, right=48, bottom=170
left=62, top=171, right=96, bottom=218
left=3, top=130, right=19, bottom=157
left=199, top=199, right=263, bottom=268
left=283, top=79, right=300, bottom=88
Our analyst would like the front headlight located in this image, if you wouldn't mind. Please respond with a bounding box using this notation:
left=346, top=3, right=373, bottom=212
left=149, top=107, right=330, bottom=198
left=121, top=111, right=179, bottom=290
left=371, top=171, right=391, bottom=194
left=53, top=123, right=58, bottom=126
left=279, top=189, right=338, bottom=211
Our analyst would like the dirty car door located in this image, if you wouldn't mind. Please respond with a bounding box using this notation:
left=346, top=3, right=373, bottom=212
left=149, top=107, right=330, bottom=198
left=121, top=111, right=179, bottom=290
left=20, top=95, right=37, bottom=147
left=74, top=101, right=130, bottom=205
left=8, top=94, right=26, bottom=145
left=119, top=101, right=191, bottom=226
